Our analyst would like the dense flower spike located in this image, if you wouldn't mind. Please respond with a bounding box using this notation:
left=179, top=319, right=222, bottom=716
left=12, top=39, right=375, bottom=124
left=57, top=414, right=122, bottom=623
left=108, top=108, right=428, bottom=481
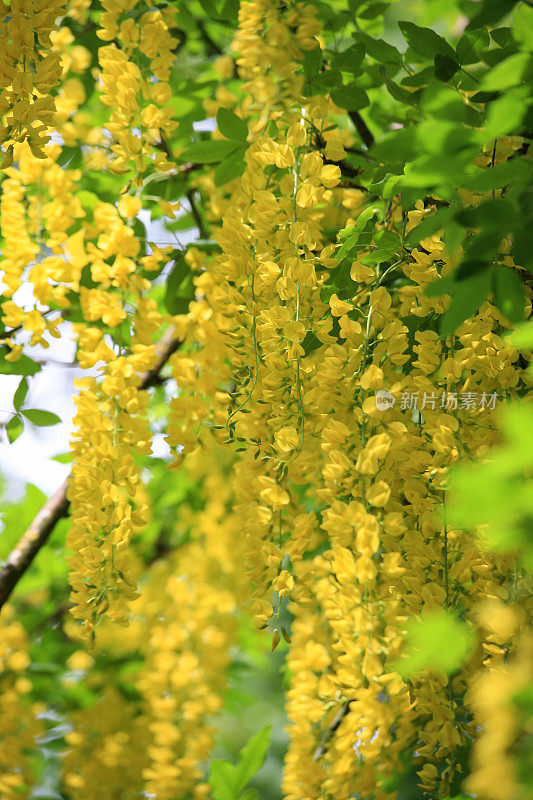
left=97, top=0, right=179, bottom=180
left=0, top=0, right=66, bottom=164
left=165, top=3, right=532, bottom=799
left=0, top=606, right=42, bottom=799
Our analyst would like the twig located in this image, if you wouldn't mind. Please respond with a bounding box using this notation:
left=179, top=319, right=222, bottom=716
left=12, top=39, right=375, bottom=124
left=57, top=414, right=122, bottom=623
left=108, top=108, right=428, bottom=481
left=0, top=327, right=181, bottom=611
left=186, top=189, right=208, bottom=238
left=313, top=702, right=351, bottom=760
left=348, top=111, right=374, bottom=150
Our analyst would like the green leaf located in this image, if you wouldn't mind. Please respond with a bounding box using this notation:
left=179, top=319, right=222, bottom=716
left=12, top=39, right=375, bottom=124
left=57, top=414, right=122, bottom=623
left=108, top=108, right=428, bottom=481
left=181, top=139, right=239, bottom=164
left=303, top=46, right=323, bottom=80
left=21, top=409, right=61, bottom=427
left=214, top=147, right=246, bottom=187
left=302, top=331, right=322, bottom=357
left=210, top=760, right=238, bottom=800
left=217, top=108, right=248, bottom=142
left=399, top=21, right=458, bottom=62
left=405, top=207, right=454, bottom=248
left=455, top=197, right=517, bottom=228
left=165, top=254, right=195, bottom=315
left=233, top=725, right=272, bottom=794
left=513, top=4, right=533, bottom=51
left=456, top=29, right=490, bottom=65
left=360, top=231, right=398, bottom=264
left=238, top=790, right=259, bottom=800
left=353, top=32, right=403, bottom=66
left=485, top=87, right=530, bottom=137
left=439, top=268, right=493, bottom=337
left=396, top=610, right=473, bottom=677
left=482, top=52, right=533, bottom=90
left=381, top=68, right=417, bottom=105
left=0, top=354, right=40, bottom=376
left=6, top=415, right=23, bottom=444
left=330, top=44, right=364, bottom=75
left=507, top=320, right=533, bottom=349
left=77, top=190, right=100, bottom=214
left=434, top=54, right=459, bottom=82
left=512, top=226, right=533, bottom=271
left=461, top=158, right=531, bottom=193
left=219, top=0, right=239, bottom=21
left=423, top=275, right=455, bottom=297
left=52, top=452, right=73, bottom=464
left=466, top=0, right=518, bottom=31
left=336, top=207, right=376, bottom=260
left=492, top=267, right=525, bottom=323
left=331, top=85, right=369, bottom=111
left=13, top=377, right=28, bottom=411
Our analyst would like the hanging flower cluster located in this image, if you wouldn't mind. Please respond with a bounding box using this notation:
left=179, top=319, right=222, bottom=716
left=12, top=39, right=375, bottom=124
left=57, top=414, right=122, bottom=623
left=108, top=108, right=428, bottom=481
left=97, top=0, right=179, bottom=181
left=0, top=0, right=66, bottom=165
left=0, top=606, right=42, bottom=800
left=61, top=444, right=244, bottom=800
left=165, top=2, right=532, bottom=799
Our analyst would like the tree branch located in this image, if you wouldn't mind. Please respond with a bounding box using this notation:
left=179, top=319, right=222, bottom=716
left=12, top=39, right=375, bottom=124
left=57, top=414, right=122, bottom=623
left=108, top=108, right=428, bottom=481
left=348, top=111, right=374, bottom=150
left=0, top=327, right=181, bottom=611
left=313, top=702, right=351, bottom=761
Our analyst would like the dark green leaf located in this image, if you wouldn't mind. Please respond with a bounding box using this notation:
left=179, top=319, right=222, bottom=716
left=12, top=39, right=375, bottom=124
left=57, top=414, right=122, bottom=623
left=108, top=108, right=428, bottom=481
left=456, top=29, right=490, bottom=65
left=13, top=377, right=28, bottom=411
left=181, top=139, right=239, bottom=164
left=466, top=0, right=518, bottom=31
left=434, top=54, right=460, bottom=82
left=439, top=268, right=493, bottom=337
left=399, top=21, right=458, bottom=62
left=330, top=44, right=364, bottom=75
left=214, top=147, right=246, bottom=186
left=493, top=267, right=525, bottom=323
left=382, top=68, right=417, bottom=104
left=461, top=159, right=532, bottom=193
left=302, top=331, right=322, bottom=357
left=303, top=46, right=323, bottom=80
left=219, top=0, right=239, bottom=22
left=331, top=85, right=369, bottom=111
left=423, top=275, right=455, bottom=297
left=217, top=107, right=248, bottom=142
left=313, top=69, right=342, bottom=91
left=456, top=198, right=517, bottom=229
left=22, top=409, right=61, bottom=427
left=6, top=415, right=23, bottom=444
left=165, top=254, right=196, bottom=315
left=358, top=2, right=388, bottom=19
left=405, top=207, right=454, bottom=247
left=512, top=227, right=533, bottom=271
left=490, top=27, right=515, bottom=48
left=353, top=32, right=403, bottom=66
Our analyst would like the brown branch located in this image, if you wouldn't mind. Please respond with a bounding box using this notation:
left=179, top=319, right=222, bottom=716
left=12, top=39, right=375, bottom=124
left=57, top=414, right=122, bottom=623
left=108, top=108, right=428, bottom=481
left=313, top=701, right=351, bottom=761
left=348, top=111, right=374, bottom=150
left=0, top=327, right=181, bottom=612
